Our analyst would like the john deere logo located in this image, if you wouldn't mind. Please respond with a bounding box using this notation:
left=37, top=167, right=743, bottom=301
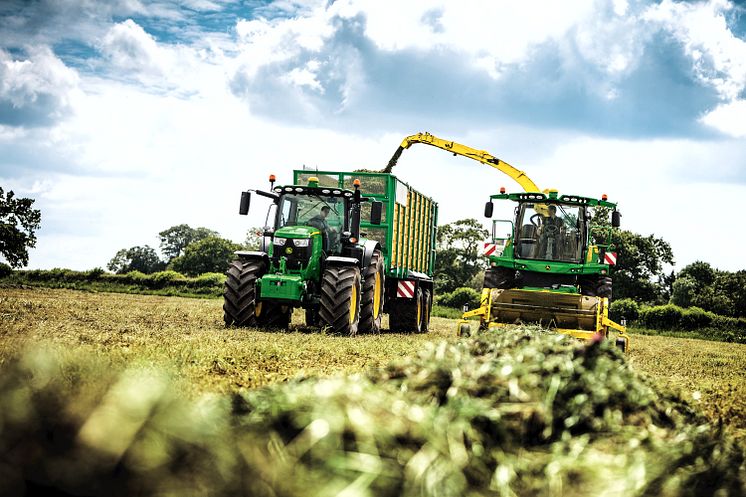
left=285, top=247, right=293, bottom=254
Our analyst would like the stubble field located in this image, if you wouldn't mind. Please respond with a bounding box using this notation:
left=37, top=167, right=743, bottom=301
left=1, top=287, right=744, bottom=440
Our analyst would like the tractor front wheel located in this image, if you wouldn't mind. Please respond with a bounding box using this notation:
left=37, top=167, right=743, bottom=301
left=223, top=259, right=264, bottom=327
left=319, top=266, right=361, bottom=335
left=257, top=303, right=292, bottom=330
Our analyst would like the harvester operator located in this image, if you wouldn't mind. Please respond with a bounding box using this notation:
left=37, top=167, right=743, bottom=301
left=540, top=205, right=564, bottom=259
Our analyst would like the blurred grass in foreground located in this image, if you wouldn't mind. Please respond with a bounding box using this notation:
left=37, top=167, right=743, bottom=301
left=1, top=324, right=745, bottom=496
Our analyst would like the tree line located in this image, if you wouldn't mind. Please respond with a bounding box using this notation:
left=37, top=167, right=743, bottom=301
left=434, top=217, right=745, bottom=318
left=107, top=225, right=258, bottom=277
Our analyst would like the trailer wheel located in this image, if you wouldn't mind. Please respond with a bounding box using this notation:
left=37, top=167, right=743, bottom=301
left=358, top=249, right=385, bottom=333
left=389, top=287, right=423, bottom=333
left=421, top=289, right=431, bottom=332
left=596, top=276, right=613, bottom=299
left=319, top=266, right=361, bottom=335
left=257, top=303, right=292, bottom=330
left=223, top=259, right=264, bottom=327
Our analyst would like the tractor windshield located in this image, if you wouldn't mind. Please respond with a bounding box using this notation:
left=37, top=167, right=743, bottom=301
left=514, top=203, right=585, bottom=263
left=276, top=194, right=346, bottom=250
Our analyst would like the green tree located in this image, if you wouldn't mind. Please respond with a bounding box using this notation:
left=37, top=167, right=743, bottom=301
left=244, top=227, right=264, bottom=250
left=0, top=187, right=42, bottom=268
left=434, top=219, right=489, bottom=293
left=679, top=261, right=716, bottom=287
left=107, top=245, right=165, bottom=274
left=158, top=224, right=219, bottom=261
left=169, top=236, right=241, bottom=276
left=591, top=207, right=674, bottom=303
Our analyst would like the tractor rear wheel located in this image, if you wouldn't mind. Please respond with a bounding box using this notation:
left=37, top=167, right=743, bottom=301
left=389, top=287, right=423, bottom=332
left=319, top=266, right=361, bottom=335
left=223, top=259, right=264, bottom=327
left=358, top=249, right=385, bottom=333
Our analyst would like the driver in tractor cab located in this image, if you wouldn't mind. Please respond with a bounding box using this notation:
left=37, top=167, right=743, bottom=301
left=308, top=206, right=336, bottom=252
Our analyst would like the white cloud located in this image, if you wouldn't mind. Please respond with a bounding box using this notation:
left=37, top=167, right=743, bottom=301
left=0, top=46, right=80, bottom=124
left=700, top=99, right=746, bottom=137
left=644, top=0, right=746, bottom=101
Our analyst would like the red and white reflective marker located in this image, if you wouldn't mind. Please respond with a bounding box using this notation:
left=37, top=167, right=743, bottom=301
left=483, top=243, right=498, bottom=256
left=604, top=252, right=617, bottom=265
left=397, top=280, right=415, bottom=298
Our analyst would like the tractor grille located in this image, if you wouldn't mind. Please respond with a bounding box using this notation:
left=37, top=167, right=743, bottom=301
left=273, top=243, right=312, bottom=270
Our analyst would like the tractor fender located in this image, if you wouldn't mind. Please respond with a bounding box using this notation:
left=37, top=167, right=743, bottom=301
left=325, top=256, right=359, bottom=267
left=234, top=250, right=269, bottom=266
left=361, top=240, right=382, bottom=270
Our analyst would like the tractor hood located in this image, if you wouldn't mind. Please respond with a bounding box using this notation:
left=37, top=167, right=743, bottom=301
left=274, top=225, right=320, bottom=238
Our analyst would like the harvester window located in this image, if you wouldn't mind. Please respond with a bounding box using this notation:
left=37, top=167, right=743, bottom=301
left=516, top=203, right=584, bottom=263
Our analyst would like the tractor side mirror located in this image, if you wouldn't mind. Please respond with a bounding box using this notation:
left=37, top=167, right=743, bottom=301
left=612, top=210, right=621, bottom=228
left=370, top=201, right=383, bottom=225
left=239, top=191, right=251, bottom=215
left=484, top=201, right=494, bottom=218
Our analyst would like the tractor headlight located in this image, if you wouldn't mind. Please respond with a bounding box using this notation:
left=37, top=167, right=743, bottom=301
left=293, top=238, right=310, bottom=247
left=273, top=237, right=287, bottom=246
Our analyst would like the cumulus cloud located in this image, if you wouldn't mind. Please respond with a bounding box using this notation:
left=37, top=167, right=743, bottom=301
left=0, top=46, right=80, bottom=126
left=644, top=0, right=746, bottom=136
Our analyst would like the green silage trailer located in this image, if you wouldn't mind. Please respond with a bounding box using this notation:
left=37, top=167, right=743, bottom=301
left=223, top=169, right=438, bottom=334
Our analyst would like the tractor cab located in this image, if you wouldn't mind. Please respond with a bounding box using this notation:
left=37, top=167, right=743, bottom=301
left=238, top=175, right=382, bottom=278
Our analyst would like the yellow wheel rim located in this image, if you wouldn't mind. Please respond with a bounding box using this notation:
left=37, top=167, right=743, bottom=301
left=416, top=295, right=421, bottom=326
left=349, top=284, right=358, bottom=324
left=255, top=302, right=263, bottom=317
left=373, top=272, right=382, bottom=320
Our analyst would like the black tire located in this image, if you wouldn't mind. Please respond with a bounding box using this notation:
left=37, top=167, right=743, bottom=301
left=305, top=306, right=320, bottom=327
left=578, top=275, right=596, bottom=296
left=257, top=303, right=292, bottom=330
left=319, top=266, right=361, bottom=335
left=596, top=276, right=612, bottom=299
left=483, top=268, right=514, bottom=289
left=615, top=337, right=628, bottom=353
left=421, top=289, right=431, bottom=333
left=389, top=287, right=422, bottom=332
left=223, top=259, right=264, bottom=327
left=358, top=249, right=385, bottom=333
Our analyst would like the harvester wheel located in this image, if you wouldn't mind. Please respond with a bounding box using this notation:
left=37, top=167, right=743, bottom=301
left=484, top=268, right=514, bottom=289
left=596, top=276, right=613, bottom=299
left=358, top=249, right=385, bottom=333
left=615, top=337, right=628, bottom=353
left=223, top=259, right=264, bottom=327
left=319, top=266, right=361, bottom=335
left=257, top=303, right=292, bottom=330
left=421, top=289, right=431, bottom=332
left=389, top=287, right=423, bottom=333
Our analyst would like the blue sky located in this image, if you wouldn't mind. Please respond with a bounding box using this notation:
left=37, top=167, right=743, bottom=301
left=1, top=0, right=745, bottom=272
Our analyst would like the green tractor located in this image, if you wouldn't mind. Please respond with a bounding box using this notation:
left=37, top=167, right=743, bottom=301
left=224, top=171, right=438, bottom=334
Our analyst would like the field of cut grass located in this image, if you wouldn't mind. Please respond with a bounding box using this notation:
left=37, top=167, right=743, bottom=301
left=1, top=287, right=744, bottom=441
